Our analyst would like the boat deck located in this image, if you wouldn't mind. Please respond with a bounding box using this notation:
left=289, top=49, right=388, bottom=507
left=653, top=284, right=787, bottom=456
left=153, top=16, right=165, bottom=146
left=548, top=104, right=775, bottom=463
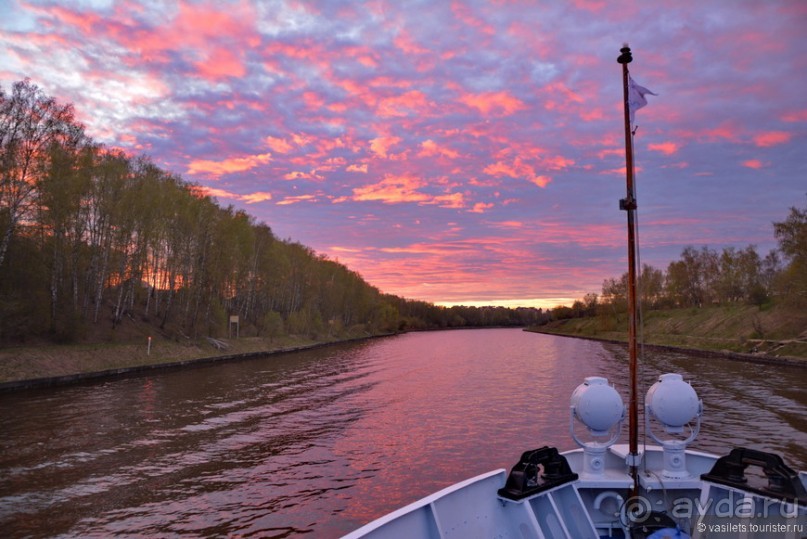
left=344, top=445, right=807, bottom=539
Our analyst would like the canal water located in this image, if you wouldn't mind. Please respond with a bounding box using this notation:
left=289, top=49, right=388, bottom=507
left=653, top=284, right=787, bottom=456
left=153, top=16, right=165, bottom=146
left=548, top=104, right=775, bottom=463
left=1, top=329, right=805, bottom=537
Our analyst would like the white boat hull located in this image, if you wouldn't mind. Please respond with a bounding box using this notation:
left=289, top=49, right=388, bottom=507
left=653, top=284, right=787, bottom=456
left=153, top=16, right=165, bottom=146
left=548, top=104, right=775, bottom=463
left=344, top=445, right=807, bottom=539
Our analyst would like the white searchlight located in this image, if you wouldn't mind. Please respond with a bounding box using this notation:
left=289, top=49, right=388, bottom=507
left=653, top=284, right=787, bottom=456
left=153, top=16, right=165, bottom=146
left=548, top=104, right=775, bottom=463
left=570, top=377, right=625, bottom=477
left=645, top=373, right=703, bottom=479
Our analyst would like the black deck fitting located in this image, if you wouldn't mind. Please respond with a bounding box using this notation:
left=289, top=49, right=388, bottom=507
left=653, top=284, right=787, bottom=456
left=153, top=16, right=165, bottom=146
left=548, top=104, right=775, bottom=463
left=498, top=446, right=578, bottom=501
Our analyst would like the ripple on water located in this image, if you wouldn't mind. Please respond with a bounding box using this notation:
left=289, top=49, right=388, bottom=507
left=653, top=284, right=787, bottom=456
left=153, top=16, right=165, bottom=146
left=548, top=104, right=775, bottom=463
left=0, top=329, right=804, bottom=538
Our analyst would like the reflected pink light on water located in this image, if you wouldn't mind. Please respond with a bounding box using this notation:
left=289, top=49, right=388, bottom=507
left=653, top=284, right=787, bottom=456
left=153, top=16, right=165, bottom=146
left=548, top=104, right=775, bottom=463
left=0, top=329, right=804, bottom=537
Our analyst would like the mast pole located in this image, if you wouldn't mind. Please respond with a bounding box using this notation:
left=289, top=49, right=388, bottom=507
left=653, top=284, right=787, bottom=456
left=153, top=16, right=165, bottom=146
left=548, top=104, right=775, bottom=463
left=617, top=44, right=640, bottom=496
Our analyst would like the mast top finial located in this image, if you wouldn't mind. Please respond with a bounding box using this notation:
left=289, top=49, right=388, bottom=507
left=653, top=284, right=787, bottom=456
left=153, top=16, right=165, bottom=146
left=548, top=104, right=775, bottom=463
left=617, top=44, right=633, bottom=64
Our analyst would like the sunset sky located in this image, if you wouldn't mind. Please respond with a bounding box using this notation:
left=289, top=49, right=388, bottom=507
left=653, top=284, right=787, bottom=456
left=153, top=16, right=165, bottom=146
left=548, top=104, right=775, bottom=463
left=2, top=0, right=805, bottom=309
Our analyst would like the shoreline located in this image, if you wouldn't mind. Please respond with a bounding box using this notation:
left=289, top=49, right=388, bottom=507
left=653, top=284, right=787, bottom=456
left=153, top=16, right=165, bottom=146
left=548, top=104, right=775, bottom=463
left=526, top=328, right=807, bottom=368
left=0, top=328, right=523, bottom=392
left=3, top=326, right=804, bottom=393
left=0, top=333, right=396, bottom=392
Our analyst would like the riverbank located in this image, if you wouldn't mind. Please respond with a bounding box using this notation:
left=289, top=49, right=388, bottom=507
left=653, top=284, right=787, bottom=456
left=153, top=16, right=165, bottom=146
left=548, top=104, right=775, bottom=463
left=0, top=332, right=393, bottom=391
left=3, top=304, right=805, bottom=390
left=529, top=304, right=807, bottom=367
left=526, top=328, right=806, bottom=367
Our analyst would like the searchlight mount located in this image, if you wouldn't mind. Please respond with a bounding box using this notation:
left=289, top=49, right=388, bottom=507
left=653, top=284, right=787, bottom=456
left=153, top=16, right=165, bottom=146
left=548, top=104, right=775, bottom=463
left=645, top=373, right=703, bottom=479
left=570, top=376, right=626, bottom=477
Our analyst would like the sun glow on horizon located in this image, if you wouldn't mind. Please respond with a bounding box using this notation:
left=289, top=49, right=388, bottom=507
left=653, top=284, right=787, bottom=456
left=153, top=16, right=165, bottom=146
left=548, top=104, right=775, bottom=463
left=435, top=298, right=577, bottom=310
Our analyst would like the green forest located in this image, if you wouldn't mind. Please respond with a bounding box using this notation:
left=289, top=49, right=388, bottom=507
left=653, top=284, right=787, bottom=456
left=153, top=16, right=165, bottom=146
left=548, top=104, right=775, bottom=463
left=535, top=200, right=807, bottom=359
left=0, top=80, right=543, bottom=345
left=547, top=201, right=807, bottom=322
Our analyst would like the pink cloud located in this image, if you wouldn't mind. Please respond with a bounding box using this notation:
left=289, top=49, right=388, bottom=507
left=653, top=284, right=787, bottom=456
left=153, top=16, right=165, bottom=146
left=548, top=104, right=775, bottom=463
left=782, top=110, right=807, bottom=122
left=266, top=136, right=294, bottom=154
left=393, top=30, right=429, bottom=55
left=330, top=246, right=364, bottom=254
left=264, top=40, right=328, bottom=68
left=369, top=77, right=414, bottom=89
left=347, top=164, right=369, bottom=173
left=469, top=177, right=501, bottom=187
left=283, top=171, right=323, bottom=181
left=742, top=159, right=765, bottom=169
left=108, top=1, right=259, bottom=69
left=342, top=174, right=465, bottom=208
left=753, top=131, right=791, bottom=147
left=369, top=135, right=402, bottom=158
left=277, top=194, right=318, bottom=206
left=459, top=91, right=527, bottom=116
left=175, top=1, right=255, bottom=38
left=700, top=123, right=741, bottom=143
left=580, top=109, right=604, bottom=121
left=570, top=0, right=607, bottom=12
left=321, top=157, right=347, bottom=170
left=3, top=31, right=68, bottom=53
left=543, top=82, right=584, bottom=112
left=542, top=154, right=575, bottom=170
left=450, top=1, right=496, bottom=35
left=648, top=142, right=680, bottom=155
left=314, top=137, right=348, bottom=155
left=484, top=159, right=551, bottom=188
left=186, top=153, right=272, bottom=176
left=357, top=55, right=378, bottom=68
left=195, top=187, right=278, bottom=206
left=527, top=175, right=552, bottom=188
left=195, top=46, right=246, bottom=81
left=379, top=245, right=449, bottom=256
left=42, top=5, right=102, bottom=34
left=377, top=90, right=432, bottom=117
left=430, top=192, right=466, bottom=209
left=484, top=161, right=519, bottom=178
left=492, top=221, right=524, bottom=229
left=241, top=191, right=273, bottom=204
left=350, top=174, right=431, bottom=204
left=291, top=133, right=315, bottom=147
left=470, top=202, right=495, bottom=213
left=303, top=91, right=325, bottom=109
left=333, top=78, right=377, bottom=107
left=597, top=148, right=624, bottom=159
left=419, top=139, right=460, bottom=159
left=24, top=1, right=259, bottom=90
left=199, top=186, right=240, bottom=199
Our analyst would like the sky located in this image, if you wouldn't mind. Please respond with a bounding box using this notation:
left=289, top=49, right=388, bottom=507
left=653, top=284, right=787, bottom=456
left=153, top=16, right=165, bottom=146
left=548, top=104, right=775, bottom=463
left=2, top=0, right=805, bottom=309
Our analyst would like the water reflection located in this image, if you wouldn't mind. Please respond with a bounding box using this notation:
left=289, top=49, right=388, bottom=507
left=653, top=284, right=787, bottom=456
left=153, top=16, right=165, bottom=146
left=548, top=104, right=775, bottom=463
left=0, top=329, right=804, bottom=538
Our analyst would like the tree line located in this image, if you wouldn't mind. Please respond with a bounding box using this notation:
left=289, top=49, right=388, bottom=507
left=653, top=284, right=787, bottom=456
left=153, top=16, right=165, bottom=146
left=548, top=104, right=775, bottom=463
left=0, top=79, right=542, bottom=344
left=549, top=201, right=807, bottom=321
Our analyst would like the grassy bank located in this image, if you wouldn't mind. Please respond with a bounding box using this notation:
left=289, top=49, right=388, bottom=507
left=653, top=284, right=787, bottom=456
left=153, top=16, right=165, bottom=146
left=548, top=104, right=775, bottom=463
left=0, top=331, right=387, bottom=388
left=4, top=303, right=805, bottom=388
left=530, top=304, right=807, bottom=362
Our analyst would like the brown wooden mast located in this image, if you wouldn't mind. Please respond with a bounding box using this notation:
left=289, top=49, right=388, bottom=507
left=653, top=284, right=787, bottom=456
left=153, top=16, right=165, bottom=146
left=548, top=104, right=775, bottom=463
left=617, top=44, right=640, bottom=496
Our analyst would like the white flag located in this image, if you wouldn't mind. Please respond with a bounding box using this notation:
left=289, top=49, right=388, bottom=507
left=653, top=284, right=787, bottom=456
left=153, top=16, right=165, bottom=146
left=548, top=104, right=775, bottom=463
left=628, top=76, right=657, bottom=124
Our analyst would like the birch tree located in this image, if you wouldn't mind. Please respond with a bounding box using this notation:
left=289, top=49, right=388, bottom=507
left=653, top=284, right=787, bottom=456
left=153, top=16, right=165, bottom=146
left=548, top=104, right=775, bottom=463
left=0, top=80, right=76, bottom=268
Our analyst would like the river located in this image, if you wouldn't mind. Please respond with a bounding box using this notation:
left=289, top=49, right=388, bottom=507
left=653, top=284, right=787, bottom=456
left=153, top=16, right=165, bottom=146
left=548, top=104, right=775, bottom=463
left=1, top=329, right=805, bottom=538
